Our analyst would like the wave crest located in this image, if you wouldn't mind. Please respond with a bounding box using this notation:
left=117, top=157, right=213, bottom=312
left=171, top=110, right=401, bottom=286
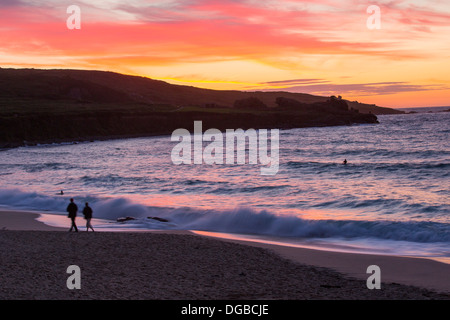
left=1, top=188, right=448, bottom=243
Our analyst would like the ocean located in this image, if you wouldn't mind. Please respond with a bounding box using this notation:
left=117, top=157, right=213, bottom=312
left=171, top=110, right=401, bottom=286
left=0, top=112, right=449, bottom=261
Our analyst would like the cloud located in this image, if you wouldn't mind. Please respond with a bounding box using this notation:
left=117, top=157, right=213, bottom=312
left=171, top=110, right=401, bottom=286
left=256, top=79, right=333, bottom=89
left=2, top=0, right=449, bottom=65
left=250, top=80, right=450, bottom=96
left=0, top=0, right=24, bottom=7
left=0, top=4, right=392, bottom=68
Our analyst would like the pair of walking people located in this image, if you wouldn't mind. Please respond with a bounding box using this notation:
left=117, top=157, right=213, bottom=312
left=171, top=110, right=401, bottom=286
left=67, top=198, right=95, bottom=232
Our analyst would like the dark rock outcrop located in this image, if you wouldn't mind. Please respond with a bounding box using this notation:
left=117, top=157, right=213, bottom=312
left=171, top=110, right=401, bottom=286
left=0, top=106, right=378, bottom=149
left=117, top=217, right=136, bottom=222
left=147, top=217, right=169, bottom=222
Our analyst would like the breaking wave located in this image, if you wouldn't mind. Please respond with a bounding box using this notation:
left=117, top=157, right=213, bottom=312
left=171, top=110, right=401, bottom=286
left=1, top=188, right=449, bottom=244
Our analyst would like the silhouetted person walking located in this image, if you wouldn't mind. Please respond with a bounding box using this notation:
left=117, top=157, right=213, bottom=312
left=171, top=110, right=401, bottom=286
left=67, top=198, right=78, bottom=232
left=83, top=202, right=95, bottom=232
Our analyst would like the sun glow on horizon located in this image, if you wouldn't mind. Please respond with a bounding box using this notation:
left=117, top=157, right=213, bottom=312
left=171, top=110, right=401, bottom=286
left=1, top=0, right=449, bottom=108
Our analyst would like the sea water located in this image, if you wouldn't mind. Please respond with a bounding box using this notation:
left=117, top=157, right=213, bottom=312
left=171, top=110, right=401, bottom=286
left=0, top=112, right=449, bottom=261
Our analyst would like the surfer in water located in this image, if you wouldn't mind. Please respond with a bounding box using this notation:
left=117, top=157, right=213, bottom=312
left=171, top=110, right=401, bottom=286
left=343, top=159, right=347, bottom=165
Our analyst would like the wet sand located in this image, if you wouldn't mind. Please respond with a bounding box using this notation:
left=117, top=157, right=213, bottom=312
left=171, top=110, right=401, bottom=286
left=0, top=209, right=448, bottom=300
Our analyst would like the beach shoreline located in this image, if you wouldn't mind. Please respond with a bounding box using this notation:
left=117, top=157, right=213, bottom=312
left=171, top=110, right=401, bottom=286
left=0, top=209, right=449, bottom=299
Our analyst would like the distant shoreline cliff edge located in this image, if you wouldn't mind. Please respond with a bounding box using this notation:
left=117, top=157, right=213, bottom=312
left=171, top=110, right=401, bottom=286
left=0, top=68, right=403, bottom=149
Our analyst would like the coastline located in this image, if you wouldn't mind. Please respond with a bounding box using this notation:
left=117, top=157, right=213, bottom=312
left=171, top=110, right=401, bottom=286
left=0, top=131, right=172, bottom=150
left=0, top=67, right=391, bottom=150
left=0, top=118, right=377, bottom=150
left=0, top=209, right=449, bottom=299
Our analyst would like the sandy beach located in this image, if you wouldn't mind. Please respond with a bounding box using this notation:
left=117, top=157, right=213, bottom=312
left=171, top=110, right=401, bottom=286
left=0, top=209, right=449, bottom=300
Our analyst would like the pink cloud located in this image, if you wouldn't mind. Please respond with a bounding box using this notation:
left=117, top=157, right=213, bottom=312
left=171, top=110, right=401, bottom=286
left=1, top=0, right=449, bottom=69
left=251, top=80, right=450, bottom=97
left=0, top=4, right=388, bottom=66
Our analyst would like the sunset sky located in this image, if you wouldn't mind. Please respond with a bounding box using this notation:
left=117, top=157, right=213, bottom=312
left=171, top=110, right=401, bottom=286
left=1, top=0, right=449, bottom=108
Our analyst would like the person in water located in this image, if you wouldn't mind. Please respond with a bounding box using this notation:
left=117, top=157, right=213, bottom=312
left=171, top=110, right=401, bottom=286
left=83, top=202, right=95, bottom=232
left=66, top=198, right=78, bottom=232
left=343, top=159, right=347, bottom=164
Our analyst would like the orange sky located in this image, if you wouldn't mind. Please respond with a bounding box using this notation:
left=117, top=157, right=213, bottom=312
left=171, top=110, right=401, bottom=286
left=1, top=0, right=450, bottom=108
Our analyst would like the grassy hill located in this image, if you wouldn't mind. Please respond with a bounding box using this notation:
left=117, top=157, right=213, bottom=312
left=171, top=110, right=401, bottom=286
left=0, top=68, right=401, bottom=114
left=0, top=68, right=394, bottom=148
